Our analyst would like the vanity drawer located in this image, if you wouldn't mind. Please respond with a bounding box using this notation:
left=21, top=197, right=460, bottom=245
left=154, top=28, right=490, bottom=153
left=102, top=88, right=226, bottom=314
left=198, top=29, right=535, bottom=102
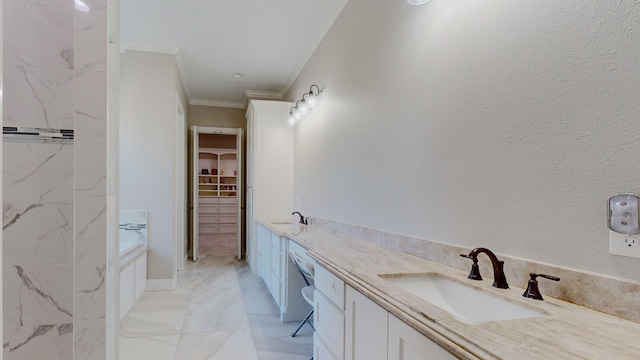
left=315, top=265, right=345, bottom=310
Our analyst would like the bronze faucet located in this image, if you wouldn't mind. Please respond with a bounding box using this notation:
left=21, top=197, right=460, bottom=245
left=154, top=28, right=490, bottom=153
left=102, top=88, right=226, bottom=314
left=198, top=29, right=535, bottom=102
left=460, top=247, right=509, bottom=289
left=522, top=273, right=560, bottom=300
left=292, top=211, right=308, bottom=225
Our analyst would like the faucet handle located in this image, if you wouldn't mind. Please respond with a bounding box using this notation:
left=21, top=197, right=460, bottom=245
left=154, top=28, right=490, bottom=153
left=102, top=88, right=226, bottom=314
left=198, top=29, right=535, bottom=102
left=535, top=273, right=560, bottom=282
left=523, top=273, right=560, bottom=300
left=459, top=254, right=483, bottom=280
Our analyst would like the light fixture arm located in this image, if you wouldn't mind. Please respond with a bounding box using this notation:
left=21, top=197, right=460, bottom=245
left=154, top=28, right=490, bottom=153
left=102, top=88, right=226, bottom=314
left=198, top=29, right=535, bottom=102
left=309, top=84, right=321, bottom=96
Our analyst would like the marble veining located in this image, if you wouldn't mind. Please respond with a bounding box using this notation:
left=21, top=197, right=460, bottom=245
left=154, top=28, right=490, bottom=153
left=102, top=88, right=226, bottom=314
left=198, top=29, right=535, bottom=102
left=3, top=2, right=74, bottom=69
left=3, top=204, right=73, bottom=266
left=3, top=0, right=113, bottom=357
left=3, top=142, right=74, bottom=205
left=3, top=323, right=73, bottom=360
left=4, top=264, right=73, bottom=327
left=74, top=70, right=107, bottom=196
left=74, top=196, right=107, bottom=320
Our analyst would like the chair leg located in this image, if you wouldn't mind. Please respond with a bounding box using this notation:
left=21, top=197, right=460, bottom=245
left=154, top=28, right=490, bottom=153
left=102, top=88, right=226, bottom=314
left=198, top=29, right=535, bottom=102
left=291, top=309, right=314, bottom=337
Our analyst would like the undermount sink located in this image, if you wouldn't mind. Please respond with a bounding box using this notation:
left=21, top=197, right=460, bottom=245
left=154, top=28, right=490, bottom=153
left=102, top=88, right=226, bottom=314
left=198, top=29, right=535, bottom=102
left=270, top=221, right=294, bottom=225
left=380, top=273, right=547, bottom=323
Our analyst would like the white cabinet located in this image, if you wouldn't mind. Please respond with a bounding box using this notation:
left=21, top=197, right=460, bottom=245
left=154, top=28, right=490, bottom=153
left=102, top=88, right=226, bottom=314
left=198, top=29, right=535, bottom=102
left=257, top=224, right=271, bottom=281
left=345, top=286, right=388, bottom=360
left=315, top=333, right=340, bottom=360
left=341, top=284, right=456, bottom=360
left=257, top=225, right=314, bottom=322
left=269, top=231, right=285, bottom=305
left=314, top=264, right=346, bottom=360
left=245, top=100, right=294, bottom=273
left=256, top=224, right=286, bottom=308
left=388, top=315, right=457, bottom=360
left=119, top=251, right=148, bottom=319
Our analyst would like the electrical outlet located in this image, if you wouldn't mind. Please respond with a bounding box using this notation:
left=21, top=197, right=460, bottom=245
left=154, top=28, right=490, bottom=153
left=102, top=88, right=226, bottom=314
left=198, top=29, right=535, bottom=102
left=609, top=231, right=640, bottom=258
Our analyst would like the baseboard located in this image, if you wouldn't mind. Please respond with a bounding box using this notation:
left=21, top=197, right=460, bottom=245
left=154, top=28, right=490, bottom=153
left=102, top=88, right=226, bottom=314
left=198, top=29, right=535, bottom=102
left=145, top=276, right=177, bottom=291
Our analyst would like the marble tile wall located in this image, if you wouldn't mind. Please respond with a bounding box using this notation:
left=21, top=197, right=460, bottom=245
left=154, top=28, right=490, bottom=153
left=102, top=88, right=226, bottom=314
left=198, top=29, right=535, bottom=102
left=3, top=0, right=114, bottom=359
left=310, top=216, right=640, bottom=324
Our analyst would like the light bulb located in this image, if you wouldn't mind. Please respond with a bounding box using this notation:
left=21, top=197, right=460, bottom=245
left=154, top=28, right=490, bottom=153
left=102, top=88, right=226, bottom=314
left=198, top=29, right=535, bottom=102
left=294, top=109, right=302, bottom=120
left=299, top=100, right=309, bottom=114
left=306, top=93, right=317, bottom=109
left=288, top=115, right=296, bottom=126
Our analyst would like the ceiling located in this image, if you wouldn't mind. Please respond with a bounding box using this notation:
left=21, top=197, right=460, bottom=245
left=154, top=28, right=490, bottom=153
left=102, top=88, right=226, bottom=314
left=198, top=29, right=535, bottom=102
left=120, top=0, right=348, bottom=108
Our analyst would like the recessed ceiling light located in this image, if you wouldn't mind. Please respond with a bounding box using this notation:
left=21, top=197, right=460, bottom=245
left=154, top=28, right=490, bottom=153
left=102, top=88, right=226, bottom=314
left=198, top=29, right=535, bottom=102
left=231, top=72, right=244, bottom=79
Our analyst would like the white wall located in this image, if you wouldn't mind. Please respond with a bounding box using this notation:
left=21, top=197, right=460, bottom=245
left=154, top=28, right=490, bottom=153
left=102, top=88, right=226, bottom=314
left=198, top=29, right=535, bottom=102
left=287, top=0, right=640, bottom=281
left=120, top=50, right=187, bottom=282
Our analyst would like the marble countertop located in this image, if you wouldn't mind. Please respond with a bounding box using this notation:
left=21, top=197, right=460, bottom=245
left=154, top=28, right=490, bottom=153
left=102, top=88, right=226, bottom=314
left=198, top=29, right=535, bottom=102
left=258, top=220, right=640, bottom=359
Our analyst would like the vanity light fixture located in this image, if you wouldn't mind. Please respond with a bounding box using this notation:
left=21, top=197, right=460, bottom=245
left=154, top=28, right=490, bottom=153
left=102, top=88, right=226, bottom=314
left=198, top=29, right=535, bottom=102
left=288, top=84, right=323, bottom=126
left=407, top=0, right=429, bottom=4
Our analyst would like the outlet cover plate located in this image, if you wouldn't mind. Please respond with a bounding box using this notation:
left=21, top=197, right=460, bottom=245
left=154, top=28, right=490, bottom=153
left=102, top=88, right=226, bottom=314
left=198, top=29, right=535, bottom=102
left=609, top=231, right=640, bottom=258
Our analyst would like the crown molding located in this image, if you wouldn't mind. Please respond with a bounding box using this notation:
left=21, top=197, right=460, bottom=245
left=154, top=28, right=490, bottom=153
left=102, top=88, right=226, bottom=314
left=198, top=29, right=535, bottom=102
left=190, top=99, right=245, bottom=109
left=243, top=89, right=284, bottom=107
left=244, top=89, right=284, bottom=100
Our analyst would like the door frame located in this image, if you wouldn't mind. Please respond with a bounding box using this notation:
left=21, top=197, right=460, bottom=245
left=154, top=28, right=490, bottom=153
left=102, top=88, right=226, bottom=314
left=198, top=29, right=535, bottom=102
left=190, top=126, right=244, bottom=261
left=175, top=94, right=187, bottom=271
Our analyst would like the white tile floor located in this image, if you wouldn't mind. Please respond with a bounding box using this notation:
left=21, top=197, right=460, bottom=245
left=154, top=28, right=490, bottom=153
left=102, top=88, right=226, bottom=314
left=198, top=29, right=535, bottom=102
left=119, top=255, right=313, bottom=360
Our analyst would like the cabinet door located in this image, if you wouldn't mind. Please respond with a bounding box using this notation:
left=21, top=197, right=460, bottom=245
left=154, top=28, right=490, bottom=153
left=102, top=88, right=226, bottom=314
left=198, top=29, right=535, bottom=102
left=315, top=333, right=339, bottom=360
left=388, top=315, right=457, bottom=360
left=257, top=225, right=270, bottom=282
left=345, top=286, right=388, bottom=360
left=315, top=291, right=344, bottom=360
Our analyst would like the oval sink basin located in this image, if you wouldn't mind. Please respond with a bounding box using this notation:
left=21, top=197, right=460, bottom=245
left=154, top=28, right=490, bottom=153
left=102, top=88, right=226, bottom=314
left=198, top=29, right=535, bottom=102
left=380, top=273, right=547, bottom=323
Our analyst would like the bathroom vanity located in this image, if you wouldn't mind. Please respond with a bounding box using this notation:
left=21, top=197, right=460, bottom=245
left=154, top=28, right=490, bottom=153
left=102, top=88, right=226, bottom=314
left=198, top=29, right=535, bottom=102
left=257, top=219, right=640, bottom=360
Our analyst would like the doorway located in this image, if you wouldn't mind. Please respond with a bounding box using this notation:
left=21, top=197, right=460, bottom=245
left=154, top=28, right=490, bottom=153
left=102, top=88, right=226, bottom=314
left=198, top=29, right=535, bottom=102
left=190, top=126, right=243, bottom=261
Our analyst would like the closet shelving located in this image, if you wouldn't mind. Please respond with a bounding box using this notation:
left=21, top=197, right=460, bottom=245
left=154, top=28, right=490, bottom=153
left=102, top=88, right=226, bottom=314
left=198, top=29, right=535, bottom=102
left=198, top=149, right=237, bottom=197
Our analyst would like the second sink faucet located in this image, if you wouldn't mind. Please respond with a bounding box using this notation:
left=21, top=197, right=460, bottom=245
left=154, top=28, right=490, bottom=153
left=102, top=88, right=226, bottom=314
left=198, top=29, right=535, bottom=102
left=460, top=247, right=509, bottom=289
left=292, top=211, right=308, bottom=225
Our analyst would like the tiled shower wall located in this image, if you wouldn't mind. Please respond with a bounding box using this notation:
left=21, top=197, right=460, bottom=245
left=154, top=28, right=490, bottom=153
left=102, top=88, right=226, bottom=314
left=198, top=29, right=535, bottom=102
left=2, top=0, right=117, bottom=359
